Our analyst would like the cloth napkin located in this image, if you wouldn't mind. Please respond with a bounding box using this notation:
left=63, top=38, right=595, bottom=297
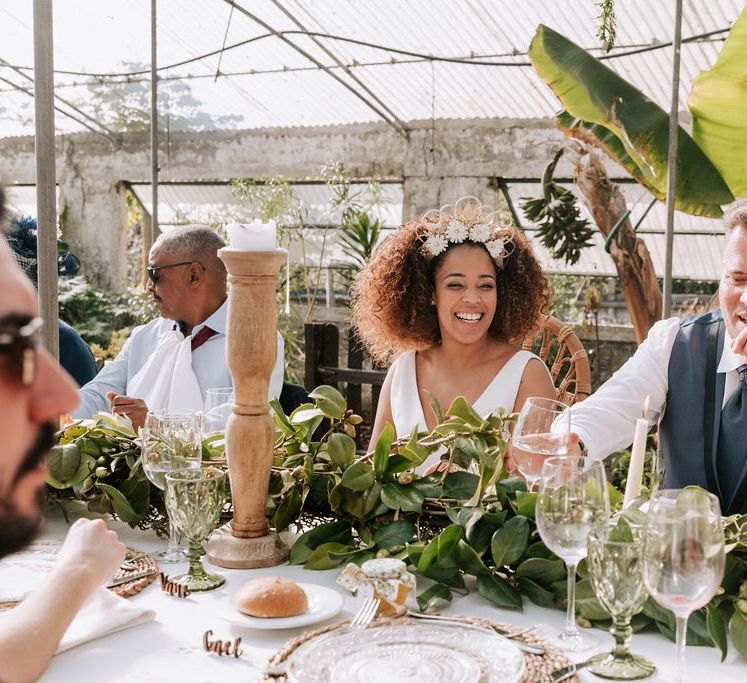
left=56, top=586, right=156, bottom=654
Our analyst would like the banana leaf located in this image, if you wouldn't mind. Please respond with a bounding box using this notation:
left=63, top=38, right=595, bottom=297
left=689, top=5, right=747, bottom=196
left=529, top=24, right=734, bottom=217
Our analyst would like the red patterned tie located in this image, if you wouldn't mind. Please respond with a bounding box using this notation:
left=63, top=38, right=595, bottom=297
left=191, top=326, right=217, bottom=352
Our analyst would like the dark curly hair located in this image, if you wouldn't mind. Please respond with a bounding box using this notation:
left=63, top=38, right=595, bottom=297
left=351, top=217, right=552, bottom=364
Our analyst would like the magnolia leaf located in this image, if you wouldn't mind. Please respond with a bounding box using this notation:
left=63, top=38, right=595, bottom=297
left=46, top=444, right=82, bottom=485
left=455, top=540, right=489, bottom=576
left=436, top=525, right=464, bottom=566
left=397, top=425, right=430, bottom=464
left=730, top=608, right=747, bottom=659
left=97, top=483, right=143, bottom=525
left=373, top=423, right=394, bottom=478
left=273, top=485, right=302, bottom=531
left=119, top=477, right=150, bottom=517
left=305, top=542, right=355, bottom=570
left=529, top=24, right=733, bottom=217
left=374, top=519, right=417, bottom=548
left=517, top=577, right=555, bottom=607
left=308, top=385, right=347, bottom=420
left=706, top=603, right=728, bottom=662
left=690, top=6, right=747, bottom=196
left=416, top=584, right=452, bottom=613
left=341, top=461, right=375, bottom=491
left=290, top=407, right=324, bottom=425
left=445, top=397, right=483, bottom=429
left=289, top=520, right=353, bottom=565
left=270, top=399, right=294, bottom=434
left=574, top=578, right=609, bottom=620
left=381, top=483, right=424, bottom=513
left=442, top=471, right=480, bottom=499
left=491, top=516, right=530, bottom=567
left=512, top=491, right=537, bottom=519
left=515, top=557, right=567, bottom=586
left=328, top=433, right=356, bottom=469
left=343, top=482, right=383, bottom=520
left=476, top=573, right=523, bottom=611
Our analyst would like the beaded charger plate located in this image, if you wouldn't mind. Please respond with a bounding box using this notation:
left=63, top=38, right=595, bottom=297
left=0, top=540, right=157, bottom=610
left=264, top=616, right=579, bottom=683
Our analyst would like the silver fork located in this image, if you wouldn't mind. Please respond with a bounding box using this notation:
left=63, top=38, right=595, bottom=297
left=263, top=598, right=381, bottom=677
left=349, top=597, right=381, bottom=631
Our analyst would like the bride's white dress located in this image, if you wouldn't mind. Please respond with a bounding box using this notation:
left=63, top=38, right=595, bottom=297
left=388, top=349, right=545, bottom=472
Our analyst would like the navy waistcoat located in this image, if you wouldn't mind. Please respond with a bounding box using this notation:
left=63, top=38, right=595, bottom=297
left=659, top=310, right=747, bottom=514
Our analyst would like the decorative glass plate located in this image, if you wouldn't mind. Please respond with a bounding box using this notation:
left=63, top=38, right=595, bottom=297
left=217, top=582, right=344, bottom=629
left=286, top=620, right=525, bottom=683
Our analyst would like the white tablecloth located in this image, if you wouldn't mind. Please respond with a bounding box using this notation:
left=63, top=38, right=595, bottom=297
left=35, top=512, right=747, bottom=682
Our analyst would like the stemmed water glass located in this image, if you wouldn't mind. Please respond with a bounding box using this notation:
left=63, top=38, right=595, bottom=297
left=510, top=397, right=571, bottom=490
left=586, top=521, right=656, bottom=679
left=642, top=488, right=725, bottom=683
left=141, top=411, right=202, bottom=563
left=535, top=455, right=610, bottom=651
left=164, top=467, right=227, bottom=591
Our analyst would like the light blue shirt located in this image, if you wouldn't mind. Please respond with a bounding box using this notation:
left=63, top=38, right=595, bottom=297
left=73, top=300, right=284, bottom=418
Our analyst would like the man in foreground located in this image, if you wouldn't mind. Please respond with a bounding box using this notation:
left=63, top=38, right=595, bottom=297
left=73, top=225, right=284, bottom=429
left=0, top=186, right=126, bottom=682
left=567, top=199, right=747, bottom=514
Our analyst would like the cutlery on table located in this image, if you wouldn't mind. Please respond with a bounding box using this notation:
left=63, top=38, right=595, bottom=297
left=105, top=568, right=159, bottom=589
left=405, top=610, right=545, bottom=655
left=544, top=657, right=593, bottom=682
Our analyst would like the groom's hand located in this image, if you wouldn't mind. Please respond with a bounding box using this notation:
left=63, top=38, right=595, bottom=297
left=106, top=391, right=149, bottom=430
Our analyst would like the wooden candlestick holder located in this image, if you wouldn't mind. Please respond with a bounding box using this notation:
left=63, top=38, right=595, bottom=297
left=206, top=248, right=289, bottom=569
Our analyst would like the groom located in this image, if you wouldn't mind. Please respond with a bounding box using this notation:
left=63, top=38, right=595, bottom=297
left=74, top=225, right=284, bottom=429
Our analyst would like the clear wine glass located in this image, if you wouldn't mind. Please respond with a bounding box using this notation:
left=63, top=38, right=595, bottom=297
left=586, top=521, right=656, bottom=679
left=535, top=455, right=610, bottom=651
left=141, top=411, right=202, bottom=563
left=164, top=467, right=226, bottom=591
left=510, top=397, right=570, bottom=490
left=642, top=488, right=725, bottom=683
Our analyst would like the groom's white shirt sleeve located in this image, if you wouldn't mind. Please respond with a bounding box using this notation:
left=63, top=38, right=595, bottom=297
left=566, top=317, right=680, bottom=463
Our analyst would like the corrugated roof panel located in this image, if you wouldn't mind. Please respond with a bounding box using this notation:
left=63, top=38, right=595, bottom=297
left=130, top=182, right=404, bottom=228
left=0, top=0, right=743, bottom=135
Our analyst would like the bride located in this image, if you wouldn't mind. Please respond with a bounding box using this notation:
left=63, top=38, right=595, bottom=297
left=351, top=197, right=555, bottom=471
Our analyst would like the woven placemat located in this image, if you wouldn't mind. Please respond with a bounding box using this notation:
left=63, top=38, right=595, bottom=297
left=109, top=547, right=159, bottom=598
left=262, top=615, right=578, bottom=683
left=0, top=544, right=157, bottom=611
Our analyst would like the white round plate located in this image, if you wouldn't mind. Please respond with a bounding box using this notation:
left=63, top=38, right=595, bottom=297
left=286, top=621, right=525, bottom=683
left=217, top=582, right=344, bottom=630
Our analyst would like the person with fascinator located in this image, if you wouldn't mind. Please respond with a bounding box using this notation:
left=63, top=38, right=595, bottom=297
left=351, top=196, right=556, bottom=472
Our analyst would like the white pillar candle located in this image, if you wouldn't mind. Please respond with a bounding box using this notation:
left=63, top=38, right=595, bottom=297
left=623, top=395, right=650, bottom=507
left=226, top=220, right=277, bottom=251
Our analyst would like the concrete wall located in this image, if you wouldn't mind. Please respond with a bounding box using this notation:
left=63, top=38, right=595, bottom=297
left=1, top=118, right=578, bottom=288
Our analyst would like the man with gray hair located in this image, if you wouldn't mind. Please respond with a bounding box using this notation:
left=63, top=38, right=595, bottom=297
left=74, top=225, right=284, bottom=428
left=559, top=198, right=747, bottom=515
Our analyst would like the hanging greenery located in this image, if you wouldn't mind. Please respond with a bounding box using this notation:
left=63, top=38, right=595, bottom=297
left=519, top=149, right=595, bottom=266
left=596, top=0, right=617, bottom=53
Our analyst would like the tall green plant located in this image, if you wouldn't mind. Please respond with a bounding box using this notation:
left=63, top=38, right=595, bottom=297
left=323, top=161, right=386, bottom=271
left=528, top=24, right=734, bottom=218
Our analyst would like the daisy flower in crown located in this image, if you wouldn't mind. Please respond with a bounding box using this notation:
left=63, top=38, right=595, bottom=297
left=419, top=196, right=515, bottom=267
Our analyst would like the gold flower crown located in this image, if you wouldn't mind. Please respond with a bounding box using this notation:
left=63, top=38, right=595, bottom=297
left=419, top=196, right=515, bottom=268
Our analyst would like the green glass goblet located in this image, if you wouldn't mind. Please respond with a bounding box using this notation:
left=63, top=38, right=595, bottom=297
left=585, top=523, right=656, bottom=680
left=164, top=467, right=226, bottom=592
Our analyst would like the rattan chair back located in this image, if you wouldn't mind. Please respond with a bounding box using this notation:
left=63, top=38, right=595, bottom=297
left=521, top=316, right=592, bottom=405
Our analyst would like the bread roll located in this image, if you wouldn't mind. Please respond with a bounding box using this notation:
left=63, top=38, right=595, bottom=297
left=235, top=576, right=308, bottom=618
